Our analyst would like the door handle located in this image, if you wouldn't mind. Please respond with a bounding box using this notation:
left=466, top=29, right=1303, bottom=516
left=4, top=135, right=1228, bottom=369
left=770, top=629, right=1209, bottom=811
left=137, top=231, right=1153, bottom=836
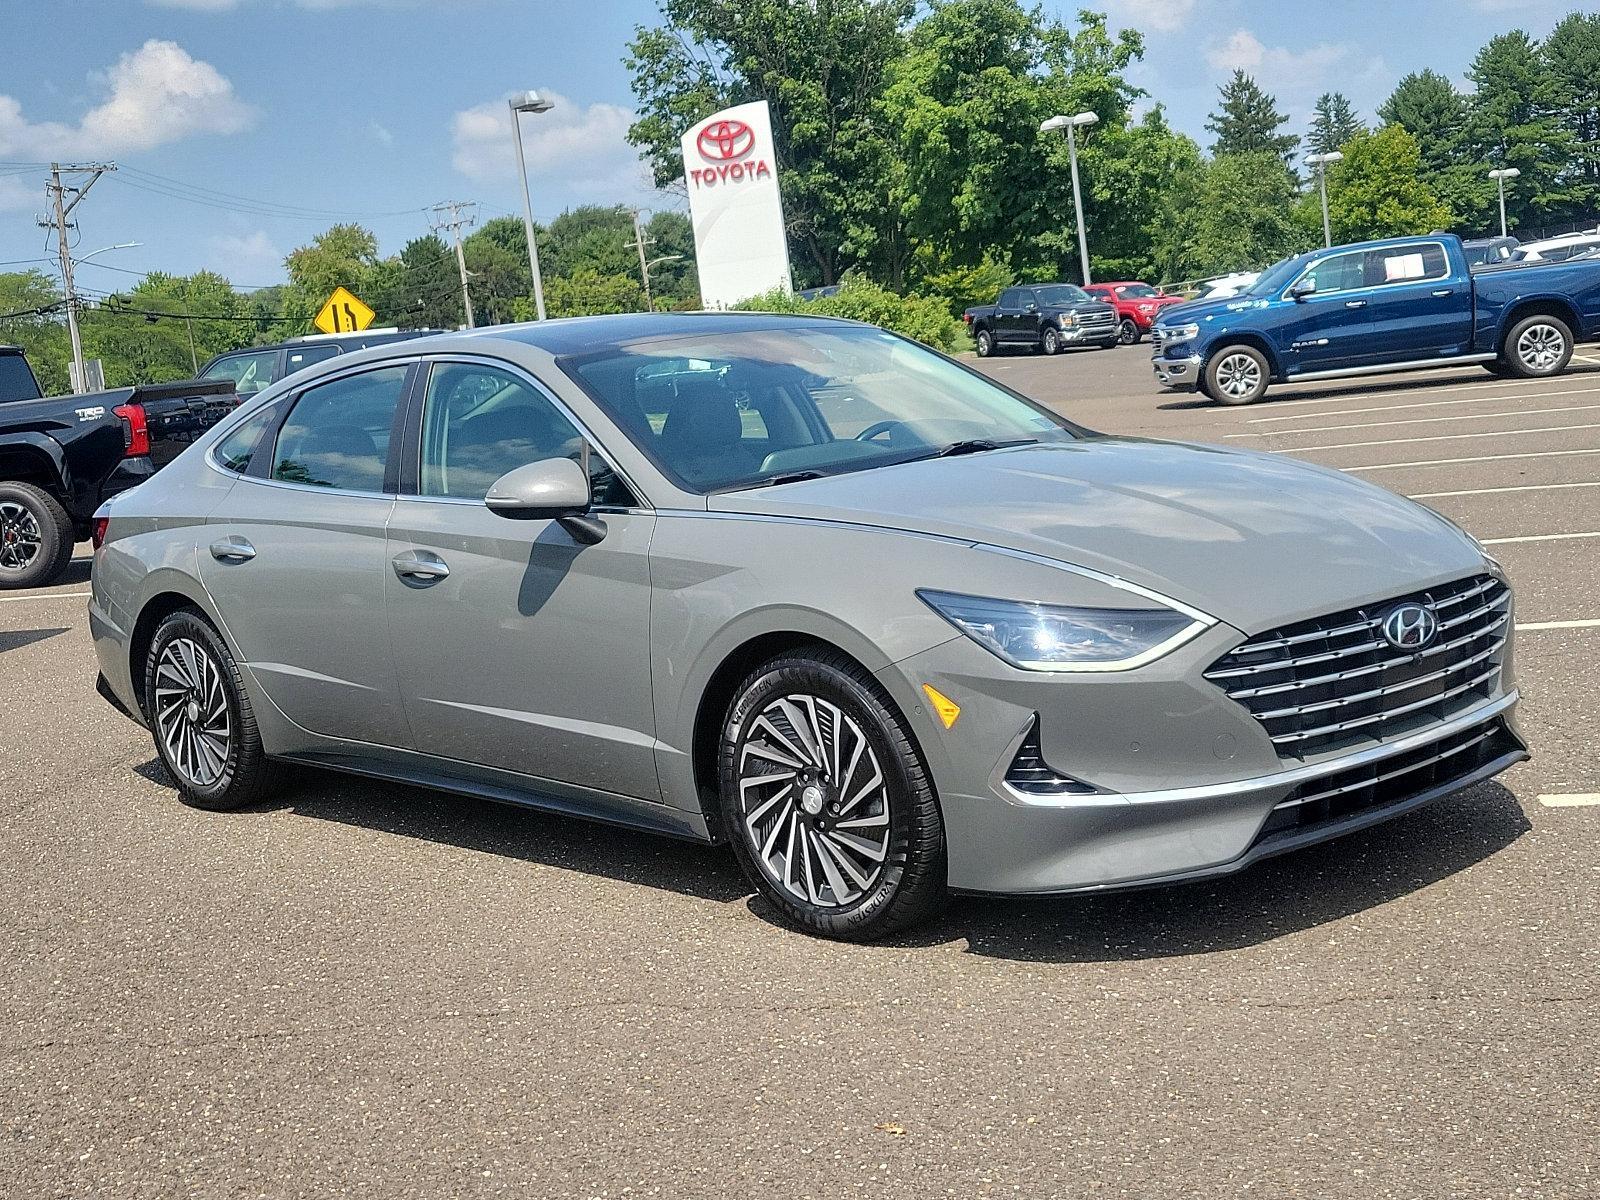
left=1344, top=300, right=1367, bottom=309
left=209, top=536, right=255, bottom=562
left=1432, top=289, right=1455, bottom=297
left=392, top=550, right=450, bottom=582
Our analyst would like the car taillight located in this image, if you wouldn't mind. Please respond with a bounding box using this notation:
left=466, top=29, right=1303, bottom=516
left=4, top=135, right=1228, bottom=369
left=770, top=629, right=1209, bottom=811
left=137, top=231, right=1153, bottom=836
left=113, top=402, right=150, bottom=457
left=91, top=516, right=109, bottom=550
left=962, top=312, right=972, bottom=324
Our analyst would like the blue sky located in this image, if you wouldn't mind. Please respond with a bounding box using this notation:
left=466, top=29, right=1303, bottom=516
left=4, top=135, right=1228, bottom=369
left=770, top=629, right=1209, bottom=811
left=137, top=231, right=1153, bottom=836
left=0, top=0, right=1587, bottom=293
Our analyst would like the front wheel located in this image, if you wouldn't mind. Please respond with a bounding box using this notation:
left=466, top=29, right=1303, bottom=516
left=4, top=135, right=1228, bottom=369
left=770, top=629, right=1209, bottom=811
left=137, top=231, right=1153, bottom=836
left=719, top=650, right=946, bottom=941
left=974, top=328, right=995, bottom=358
left=1118, top=318, right=1141, bottom=346
left=1504, top=314, right=1573, bottom=378
left=145, top=608, right=284, bottom=811
left=1205, top=345, right=1270, bottom=405
left=1041, top=327, right=1062, bottom=355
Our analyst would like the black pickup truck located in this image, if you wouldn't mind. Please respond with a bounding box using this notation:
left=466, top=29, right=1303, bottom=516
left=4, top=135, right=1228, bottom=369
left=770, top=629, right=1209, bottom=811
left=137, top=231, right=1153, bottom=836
left=0, top=346, right=236, bottom=588
left=963, top=284, right=1120, bottom=357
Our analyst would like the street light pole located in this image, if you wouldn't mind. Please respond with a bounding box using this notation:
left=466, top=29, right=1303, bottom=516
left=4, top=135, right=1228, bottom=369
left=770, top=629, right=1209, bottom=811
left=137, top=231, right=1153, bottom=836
left=1041, top=113, right=1099, bottom=286
left=1488, top=167, right=1521, bottom=238
left=1305, top=151, right=1343, bottom=248
left=509, top=90, right=555, bottom=321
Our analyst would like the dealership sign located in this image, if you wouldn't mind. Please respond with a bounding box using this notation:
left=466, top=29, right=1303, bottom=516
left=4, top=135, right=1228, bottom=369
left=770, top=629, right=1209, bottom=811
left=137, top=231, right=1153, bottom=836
left=680, top=101, right=792, bottom=308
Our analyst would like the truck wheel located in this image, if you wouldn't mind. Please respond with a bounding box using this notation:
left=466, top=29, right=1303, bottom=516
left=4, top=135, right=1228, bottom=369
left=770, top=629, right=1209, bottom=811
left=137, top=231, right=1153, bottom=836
left=1504, top=314, right=1573, bottom=378
left=1118, top=318, right=1141, bottom=346
left=1041, top=327, right=1062, bottom=355
left=0, top=481, right=75, bottom=590
left=975, top=328, right=995, bottom=358
left=1205, top=345, right=1270, bottom=405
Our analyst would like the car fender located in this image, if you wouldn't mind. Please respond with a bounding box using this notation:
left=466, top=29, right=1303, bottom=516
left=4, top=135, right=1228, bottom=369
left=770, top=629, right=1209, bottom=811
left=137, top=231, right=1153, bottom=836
left=0, top=430, right=70, bottom=492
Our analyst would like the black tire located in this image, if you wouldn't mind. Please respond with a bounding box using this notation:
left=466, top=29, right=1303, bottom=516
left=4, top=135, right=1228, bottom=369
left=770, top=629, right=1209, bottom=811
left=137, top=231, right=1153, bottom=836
left=719, top=649, right=946, bottom=941
left=1041, top=326, right=1062, bottom=355
left=1503, top=313, right=1573, bottom=379
left=1118, top=318, right=1141, bottom=346
left=0, top=481, right=75, bottom=591
left=974, top=328, right=995, bottom=358
left=144, top=607, right=284, bottom=811
left=1204, top=343, right=1271, bottom=405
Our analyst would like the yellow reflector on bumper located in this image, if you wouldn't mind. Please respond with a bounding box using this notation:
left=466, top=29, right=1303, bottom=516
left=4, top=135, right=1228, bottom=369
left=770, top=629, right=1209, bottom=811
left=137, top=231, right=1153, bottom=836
left=922, top=684, right=961, bottom=729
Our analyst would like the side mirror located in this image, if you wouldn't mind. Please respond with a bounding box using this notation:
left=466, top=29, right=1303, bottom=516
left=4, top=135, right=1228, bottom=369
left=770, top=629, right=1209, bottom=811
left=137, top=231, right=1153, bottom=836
left=1289, top=279, right=1317, bottom=301
left=485, top=457, right=606, bottom=544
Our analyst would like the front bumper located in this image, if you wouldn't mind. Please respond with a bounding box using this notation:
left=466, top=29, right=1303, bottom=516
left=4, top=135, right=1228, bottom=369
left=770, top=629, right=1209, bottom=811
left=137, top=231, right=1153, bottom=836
left=881, top=631, right=1525, bottom=896
left=1154, top=353, right=1202, bottom=388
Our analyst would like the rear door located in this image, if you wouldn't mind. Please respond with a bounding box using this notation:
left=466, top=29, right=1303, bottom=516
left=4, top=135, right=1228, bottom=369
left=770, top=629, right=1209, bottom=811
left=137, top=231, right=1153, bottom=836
left=200, top=360, right=417, bottom=747
left=994, top=289, right=1024, bottom=344
left=1359, top=242, right=1473, bottom=361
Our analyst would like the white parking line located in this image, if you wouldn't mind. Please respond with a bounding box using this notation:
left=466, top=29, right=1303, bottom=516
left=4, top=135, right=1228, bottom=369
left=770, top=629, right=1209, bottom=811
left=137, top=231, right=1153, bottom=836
left=1237, top=382, right=1600, bottom=426
left=1538, top=793, right=1600, bottom=807
left=1275, top=421, right=1600, bottom=454
left=1227, top=401, right=1600, bottom=439
left=1516, top=619, right=1600, bottom=630
left=1483, top=531, right=1600, bottom=546
left=0, top=591, right=90, bottom=604
left=1214, top=373, right=1600, bottom=416
left=1410, top=481, right=1600, bottom=499
left=1348, top=447, right=1600, bottom=472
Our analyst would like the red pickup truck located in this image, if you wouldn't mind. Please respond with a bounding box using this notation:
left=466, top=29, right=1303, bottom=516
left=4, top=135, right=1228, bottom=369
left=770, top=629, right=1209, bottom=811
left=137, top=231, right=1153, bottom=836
left=1082, top=282, right=1184, bottom=345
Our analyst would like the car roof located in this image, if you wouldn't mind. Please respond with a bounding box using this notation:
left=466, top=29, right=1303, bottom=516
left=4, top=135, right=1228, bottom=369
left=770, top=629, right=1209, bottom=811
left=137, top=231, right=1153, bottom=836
left=434, top=310, right=870, bottom=356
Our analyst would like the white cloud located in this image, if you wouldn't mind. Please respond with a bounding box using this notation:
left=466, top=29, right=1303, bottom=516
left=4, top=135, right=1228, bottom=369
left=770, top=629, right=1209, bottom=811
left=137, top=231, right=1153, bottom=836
left=1102, top=0, right=1196, bottom=34
left=1205, top=29, right=1353, bottom=91
left=147, top=0, right=483, bottom=8
left=206, top=230, right=284, bottom=283
left=371, top=122, right=395, bottom=147
left=452, top=91, right=654, bottom=205
left=0, top=40, right=253, bottom=159
left=0, top=176, right=34, bottom=214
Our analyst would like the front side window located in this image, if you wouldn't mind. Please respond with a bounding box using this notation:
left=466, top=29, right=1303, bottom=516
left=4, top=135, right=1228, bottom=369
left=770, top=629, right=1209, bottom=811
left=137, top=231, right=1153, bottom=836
left=564, top=325, right=1078, bottom=493
left=201, top=349, right=278, bottom=395
left=271, top=364, right=409, bottom=491
left=213, top=402, right=281, bottom=474
left=1299, top=251, right=1367, bottom=296
left=419, top=361, right=632, bottom=505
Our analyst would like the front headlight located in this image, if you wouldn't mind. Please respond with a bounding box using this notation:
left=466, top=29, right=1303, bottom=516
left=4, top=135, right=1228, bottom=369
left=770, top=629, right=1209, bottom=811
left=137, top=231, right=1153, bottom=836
left=918, top=590, right=1209, bottom=672
left=1160, top=321, right=1200, bottom=341
left=1058, top=312, right=1076, bottom=327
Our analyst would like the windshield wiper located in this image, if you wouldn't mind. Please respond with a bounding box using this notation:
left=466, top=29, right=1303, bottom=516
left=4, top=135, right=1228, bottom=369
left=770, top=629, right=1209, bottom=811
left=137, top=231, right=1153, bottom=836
left=737, top=469, right=829, bottom=490
left=930, top=437, right=1038, bottom=458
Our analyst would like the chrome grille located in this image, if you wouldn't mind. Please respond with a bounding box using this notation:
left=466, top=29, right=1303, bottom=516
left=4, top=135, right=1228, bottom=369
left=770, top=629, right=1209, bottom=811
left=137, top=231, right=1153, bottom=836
left=1076, top=308, right=1116, bottom=331
left=1205, top=575, right=1510, bottom=759
left=1149, top=327, right=1166, bottom=350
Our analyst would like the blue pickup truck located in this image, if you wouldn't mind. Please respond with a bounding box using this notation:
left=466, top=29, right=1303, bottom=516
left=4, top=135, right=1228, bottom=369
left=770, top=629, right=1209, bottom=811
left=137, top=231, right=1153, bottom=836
left=1151, top=233, right=1600, bottom=404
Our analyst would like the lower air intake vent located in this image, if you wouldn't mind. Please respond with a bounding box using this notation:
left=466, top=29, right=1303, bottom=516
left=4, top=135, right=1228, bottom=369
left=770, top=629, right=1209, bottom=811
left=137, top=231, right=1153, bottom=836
left=1005, top=718, right=1095, bottom=796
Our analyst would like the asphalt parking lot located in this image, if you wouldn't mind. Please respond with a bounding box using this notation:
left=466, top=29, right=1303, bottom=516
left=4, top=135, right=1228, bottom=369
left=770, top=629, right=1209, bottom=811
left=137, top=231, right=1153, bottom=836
left=4, top=345, right=1596, bottom=1197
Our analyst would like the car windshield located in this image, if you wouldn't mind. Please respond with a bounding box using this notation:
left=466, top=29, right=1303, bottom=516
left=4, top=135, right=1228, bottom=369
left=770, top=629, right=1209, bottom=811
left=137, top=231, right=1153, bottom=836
left=1118, top=284, right=1161, bottom=299
left=563, top=324, right=1079, bottom=493
left=1243, top=257, right=1302, bottom=296
left=1034, top=285, right=1091, bottom=306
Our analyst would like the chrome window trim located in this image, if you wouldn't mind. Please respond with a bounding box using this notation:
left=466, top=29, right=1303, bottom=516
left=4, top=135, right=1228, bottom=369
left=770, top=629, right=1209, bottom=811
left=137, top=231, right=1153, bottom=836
left=1281, top=240, right=1454, bottom=302
left=412, top=353, right=653, bottom=511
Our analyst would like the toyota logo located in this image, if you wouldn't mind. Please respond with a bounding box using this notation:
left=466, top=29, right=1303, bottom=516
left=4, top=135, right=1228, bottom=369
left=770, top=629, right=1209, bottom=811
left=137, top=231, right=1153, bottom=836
left=1382, top=603, right=1439, bottom=651
left=697, top=119, right=754, bottom=162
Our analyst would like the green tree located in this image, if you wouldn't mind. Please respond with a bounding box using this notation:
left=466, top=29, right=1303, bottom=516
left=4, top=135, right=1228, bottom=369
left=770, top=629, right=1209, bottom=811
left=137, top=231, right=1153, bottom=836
left=524, top=269, right=647, bottom=318
left=1308, top=92, right=1364, bottom=155
left=284, top=223, right=380, bottom=321
left=1312, top=125, right=1454, bottom=244
left=1544, top=11, right=1600, bottom=219
left=1177, top=152, right=1309, bottom=278
left=0, top=271, right=69, bottom=394
left=1465, top=29, right=1578, bottom=230
left=1206, top=70, right=1298, bottom=163
left=1377, top=69, right=1489, bottom=230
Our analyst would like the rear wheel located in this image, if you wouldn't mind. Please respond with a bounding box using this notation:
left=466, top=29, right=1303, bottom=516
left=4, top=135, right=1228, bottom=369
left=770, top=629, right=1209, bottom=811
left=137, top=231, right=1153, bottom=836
left=145, top=608, right=284, bottom=811
left=1041, top=327, right=1062, bottom=355
left=0, top=481, right=74, bottom=591
left=720, top=650, right=946, bottom=941
left=1504, top=314, right=1573, bottom=378
left=1205, top=345, right=1270, bottom=405
left=1118, top=318, right=1141, bottom=346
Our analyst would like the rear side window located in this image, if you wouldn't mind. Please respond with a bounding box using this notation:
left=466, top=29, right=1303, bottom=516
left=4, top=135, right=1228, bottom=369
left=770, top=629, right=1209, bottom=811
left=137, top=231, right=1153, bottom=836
left=201, top=349, right=278, bottom=395
left=998, top=289, right=1021, bottom=307
left=1366, top=243, right=1449, bottom=285
left=270, top=365, right=410, bottom=492
left=283, top=344, right=342, bottom=377
left=213, top=402, right=281, bottom=474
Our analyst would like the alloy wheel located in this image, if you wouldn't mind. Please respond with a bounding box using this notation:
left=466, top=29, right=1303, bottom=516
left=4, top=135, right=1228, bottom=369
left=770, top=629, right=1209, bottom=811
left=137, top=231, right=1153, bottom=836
left=153, top=637, right=233, bottom=788
left=1118, top=318, right=1138, bottom=345
left=1214, top=352, right=1262, bottom=400
left=1516, top=322, right=1566, bottom=373
left=0, top=501, right=42, bottom=572
left=736, top=693, right=891, bottom=909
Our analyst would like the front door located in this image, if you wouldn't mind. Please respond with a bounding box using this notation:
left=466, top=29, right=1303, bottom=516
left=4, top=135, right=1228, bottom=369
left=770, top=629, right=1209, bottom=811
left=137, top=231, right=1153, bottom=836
left=1276, top=248, right=1374, bottom=374
left=200, top=362, right=415, bottom=747
left=383, top=358, right=660, bottom=801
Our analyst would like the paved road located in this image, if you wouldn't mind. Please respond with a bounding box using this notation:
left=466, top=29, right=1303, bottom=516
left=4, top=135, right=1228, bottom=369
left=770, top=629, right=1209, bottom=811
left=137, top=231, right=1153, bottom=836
left=3, top=344, right=1595, bottom=1198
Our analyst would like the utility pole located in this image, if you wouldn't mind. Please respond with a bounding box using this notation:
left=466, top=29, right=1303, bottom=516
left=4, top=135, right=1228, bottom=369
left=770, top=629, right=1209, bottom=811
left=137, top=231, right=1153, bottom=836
left=40, top=162, right=116, bottom=393
left=430, top=200, right=478, bottom=329
left=626, top=207, right=655, bottom=312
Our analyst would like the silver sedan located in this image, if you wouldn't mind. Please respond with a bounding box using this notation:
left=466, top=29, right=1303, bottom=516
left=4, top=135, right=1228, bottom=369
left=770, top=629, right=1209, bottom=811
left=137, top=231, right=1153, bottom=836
left=90, top=314, right=1527, bottom=940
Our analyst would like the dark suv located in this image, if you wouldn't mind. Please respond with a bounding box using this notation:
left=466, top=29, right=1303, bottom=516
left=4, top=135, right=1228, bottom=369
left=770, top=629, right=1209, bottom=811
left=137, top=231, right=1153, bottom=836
left=199, top=329, right=442, bottom=397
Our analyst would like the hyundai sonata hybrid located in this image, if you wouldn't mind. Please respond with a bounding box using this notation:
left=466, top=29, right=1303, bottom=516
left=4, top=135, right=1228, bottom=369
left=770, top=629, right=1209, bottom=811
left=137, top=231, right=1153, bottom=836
left=90, top=314, right=1526, bottom=940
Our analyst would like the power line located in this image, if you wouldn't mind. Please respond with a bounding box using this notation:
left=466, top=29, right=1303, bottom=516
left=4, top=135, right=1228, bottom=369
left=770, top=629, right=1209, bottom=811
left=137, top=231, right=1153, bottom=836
left=429, top=200, right=478, bottom=329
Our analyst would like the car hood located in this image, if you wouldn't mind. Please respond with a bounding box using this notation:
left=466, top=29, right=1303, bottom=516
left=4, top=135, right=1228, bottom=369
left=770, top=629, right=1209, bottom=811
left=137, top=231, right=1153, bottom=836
left=1157, top=293, right=1270, bottom=324
left=709, top=439, right=1486, bottom=634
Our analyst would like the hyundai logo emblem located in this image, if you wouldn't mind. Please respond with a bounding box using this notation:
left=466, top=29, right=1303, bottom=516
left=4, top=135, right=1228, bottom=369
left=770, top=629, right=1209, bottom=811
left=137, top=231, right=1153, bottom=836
left=1382, top=603, right=1438, bottom=651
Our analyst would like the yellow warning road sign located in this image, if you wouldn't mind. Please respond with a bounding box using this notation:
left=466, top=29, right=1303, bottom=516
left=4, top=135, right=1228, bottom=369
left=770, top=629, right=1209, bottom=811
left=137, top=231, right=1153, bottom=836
left=313, top=287, right=375, bottom=335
